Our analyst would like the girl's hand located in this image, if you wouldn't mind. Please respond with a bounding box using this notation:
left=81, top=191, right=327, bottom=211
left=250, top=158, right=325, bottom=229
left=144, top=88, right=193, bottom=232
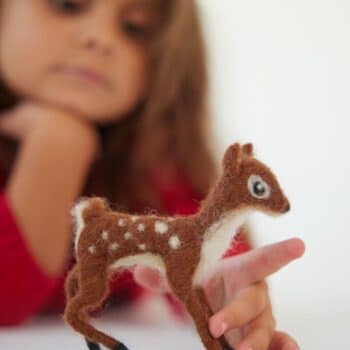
left=133, top=237, right=305, bottom=350
left=0, top=99, right=97, bottom=145
left=0, top=100, right=51, bottom=140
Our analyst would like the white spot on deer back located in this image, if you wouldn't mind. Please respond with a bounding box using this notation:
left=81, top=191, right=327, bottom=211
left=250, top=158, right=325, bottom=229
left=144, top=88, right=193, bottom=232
left=88, top=245, right=96, bottom=254
left=155, top=221, right=168, bottom=234
left=131, top=216, right=138, bottom=222
left=118, top=218, right=126, bottom=226
left=138, top=243, right=146, bottom=250
left=169, top=235, right=181, bottom=249
left=124, top=232, right=132, bottom=240
left=101, top=230, right=109, bottom=240
left=137, top=223, right=145, bottom=232
left=109, top=242, right=119, bottom=251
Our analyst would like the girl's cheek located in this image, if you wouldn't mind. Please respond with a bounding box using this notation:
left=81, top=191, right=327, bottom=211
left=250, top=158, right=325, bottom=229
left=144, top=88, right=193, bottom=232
left=118, top=54, right=149, bottom=100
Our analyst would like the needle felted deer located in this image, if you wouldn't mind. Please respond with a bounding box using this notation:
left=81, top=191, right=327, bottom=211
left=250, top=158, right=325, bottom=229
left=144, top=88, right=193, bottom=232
left=63, top=142, right=290, bottom=350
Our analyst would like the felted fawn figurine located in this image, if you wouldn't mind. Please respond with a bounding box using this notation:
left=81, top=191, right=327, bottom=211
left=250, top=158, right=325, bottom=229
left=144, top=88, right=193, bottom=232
left=63, top=142, right=290, bottom=350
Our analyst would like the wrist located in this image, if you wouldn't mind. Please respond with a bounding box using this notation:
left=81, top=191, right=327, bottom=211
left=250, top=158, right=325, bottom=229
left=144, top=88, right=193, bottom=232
left=29, top=110, right=101, bottom=161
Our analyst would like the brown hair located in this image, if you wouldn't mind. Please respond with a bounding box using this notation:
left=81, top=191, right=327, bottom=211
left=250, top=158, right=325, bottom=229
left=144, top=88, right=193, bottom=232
left=0, top=0, right=218, bottom=215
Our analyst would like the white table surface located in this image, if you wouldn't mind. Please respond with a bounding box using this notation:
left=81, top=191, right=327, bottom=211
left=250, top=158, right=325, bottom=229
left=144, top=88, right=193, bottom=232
left=0, top=295, right=202, bottom=350
left=0, top=294, right=348, bottom=349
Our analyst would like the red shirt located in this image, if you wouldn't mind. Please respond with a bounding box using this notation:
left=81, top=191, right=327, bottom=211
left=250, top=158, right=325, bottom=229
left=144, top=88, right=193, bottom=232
left=0, top=162, right=250, bottom=326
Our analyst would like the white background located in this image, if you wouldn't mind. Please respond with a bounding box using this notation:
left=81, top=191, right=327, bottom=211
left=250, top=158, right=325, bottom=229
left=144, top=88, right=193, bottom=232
left=199, top=0, right=350, bottom=347
left=1, top=1, right=349, bottom=349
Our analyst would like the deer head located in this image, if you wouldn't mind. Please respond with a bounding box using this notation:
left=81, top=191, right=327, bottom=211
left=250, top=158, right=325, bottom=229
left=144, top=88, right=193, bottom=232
left=221, top=142, right=290, bottom=216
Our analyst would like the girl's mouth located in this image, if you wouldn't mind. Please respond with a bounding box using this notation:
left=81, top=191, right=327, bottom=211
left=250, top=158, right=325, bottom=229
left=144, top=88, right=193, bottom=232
left=58, top=65, right=112, bottom=89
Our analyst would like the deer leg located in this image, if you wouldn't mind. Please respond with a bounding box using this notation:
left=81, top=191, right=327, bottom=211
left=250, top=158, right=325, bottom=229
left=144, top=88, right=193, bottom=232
left=183, top=287, right=234, bottom=350
left=65, top=264, right=79, bottom=300
left=165, top=265, right=230, bottom=350
left=64, top=263, right=129, bottom=350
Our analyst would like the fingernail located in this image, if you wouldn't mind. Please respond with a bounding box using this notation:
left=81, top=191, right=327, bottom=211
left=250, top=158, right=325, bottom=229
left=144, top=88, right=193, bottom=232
left=218, top=321, right=228, bottom=337
left=211, top=320, right=228, bottom=338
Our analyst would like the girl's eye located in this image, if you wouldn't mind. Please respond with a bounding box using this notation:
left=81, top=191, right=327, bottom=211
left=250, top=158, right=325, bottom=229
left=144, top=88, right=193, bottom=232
left=122, top=21, right=150, bottom=38
left=48, top=0, right=86, bottom=14
left=121, top=6, right=159, bottom=41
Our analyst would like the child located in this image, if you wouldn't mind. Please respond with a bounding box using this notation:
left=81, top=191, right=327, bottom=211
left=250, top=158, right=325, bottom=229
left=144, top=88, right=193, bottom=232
left=0, top=1, right=304, bottom=349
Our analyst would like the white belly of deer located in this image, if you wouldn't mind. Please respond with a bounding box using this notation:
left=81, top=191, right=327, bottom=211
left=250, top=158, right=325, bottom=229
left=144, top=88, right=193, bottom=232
left=192, top=209, right=251, bottom=286
left=109, top=253, right=167, bottom=275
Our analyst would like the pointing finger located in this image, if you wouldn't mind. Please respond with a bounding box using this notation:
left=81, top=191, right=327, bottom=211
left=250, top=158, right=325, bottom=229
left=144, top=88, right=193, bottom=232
left=218, top=238, right=305, bottom=293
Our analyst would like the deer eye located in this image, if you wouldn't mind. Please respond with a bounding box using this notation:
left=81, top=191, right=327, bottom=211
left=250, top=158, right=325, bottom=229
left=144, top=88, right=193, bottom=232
left=247, top=175, right=271, bottom=199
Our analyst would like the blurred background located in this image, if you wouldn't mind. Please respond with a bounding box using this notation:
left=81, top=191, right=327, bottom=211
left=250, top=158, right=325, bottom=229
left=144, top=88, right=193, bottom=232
left=200, top=0, right=350, bottom=348
left=1, top=0, right=349, bottom=348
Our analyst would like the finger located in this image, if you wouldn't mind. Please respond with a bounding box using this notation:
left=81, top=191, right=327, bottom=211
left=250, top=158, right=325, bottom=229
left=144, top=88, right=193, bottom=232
left=235, top=308, right=275, bottom=350
left=209, top=282, right=267, bottom=338
left=203, top=273, right=226, bottom=313
left=236, top=296, right=276, bottom=350
left=133, top=265, right=170, bottom=292
left=219, top=238, right=305, bottom=293
left=269, top=330, right=300, bottom=350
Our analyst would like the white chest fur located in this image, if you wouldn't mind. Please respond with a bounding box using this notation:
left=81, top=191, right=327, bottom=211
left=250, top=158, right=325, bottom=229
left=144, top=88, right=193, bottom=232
left=192, top=209, right=251, bottom=286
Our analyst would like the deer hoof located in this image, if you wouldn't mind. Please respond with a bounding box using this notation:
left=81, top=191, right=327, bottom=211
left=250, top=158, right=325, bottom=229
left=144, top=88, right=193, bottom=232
left=84, top=338, right=129, bottom=350
left=85, top=338, right=101, bottom=350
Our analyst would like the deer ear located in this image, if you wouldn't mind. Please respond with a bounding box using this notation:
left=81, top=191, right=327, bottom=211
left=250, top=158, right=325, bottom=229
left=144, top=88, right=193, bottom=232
left=223, top=143, right=242, bottom=173
left=242, top=143, right=254, bottom=156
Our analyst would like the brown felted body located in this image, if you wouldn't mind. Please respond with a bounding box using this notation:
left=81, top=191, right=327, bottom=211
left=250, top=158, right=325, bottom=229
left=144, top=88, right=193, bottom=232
left=63, top=143, right=290, bottom=350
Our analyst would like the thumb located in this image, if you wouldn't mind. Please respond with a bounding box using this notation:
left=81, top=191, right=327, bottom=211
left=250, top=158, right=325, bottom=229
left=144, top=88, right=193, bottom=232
left=133, top=265, right=170, bottom=292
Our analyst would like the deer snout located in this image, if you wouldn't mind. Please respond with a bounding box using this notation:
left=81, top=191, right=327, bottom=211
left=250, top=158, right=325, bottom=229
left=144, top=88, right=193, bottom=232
left=282, top=201, right=290, bottom=213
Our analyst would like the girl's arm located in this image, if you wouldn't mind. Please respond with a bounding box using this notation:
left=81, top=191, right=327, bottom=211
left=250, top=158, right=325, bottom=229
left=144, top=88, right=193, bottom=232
left=5, top=110, right=100, bottom=277
left=0, top=104, right=100, bottom=324
left=0, top=191, right=63, bottom=325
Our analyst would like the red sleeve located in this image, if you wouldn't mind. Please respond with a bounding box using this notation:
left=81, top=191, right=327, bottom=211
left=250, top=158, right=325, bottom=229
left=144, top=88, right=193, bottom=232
left=0, top=191, right=62, bottom=326
left=146, top=162, right=252, bottom=320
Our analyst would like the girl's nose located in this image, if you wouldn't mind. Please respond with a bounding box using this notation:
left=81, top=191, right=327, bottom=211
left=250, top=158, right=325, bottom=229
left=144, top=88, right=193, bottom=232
left=77, top=11, right=116, bottom=57
left=83, top=36, right=112, bottom=56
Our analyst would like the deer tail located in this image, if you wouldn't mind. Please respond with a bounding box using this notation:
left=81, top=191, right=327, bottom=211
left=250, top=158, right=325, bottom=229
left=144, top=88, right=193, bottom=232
left=71, top=196, right=110, bottom=256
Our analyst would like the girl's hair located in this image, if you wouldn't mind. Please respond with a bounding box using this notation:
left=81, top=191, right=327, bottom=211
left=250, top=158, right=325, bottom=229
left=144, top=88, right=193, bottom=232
left=0, top=0, right=218, bottom=214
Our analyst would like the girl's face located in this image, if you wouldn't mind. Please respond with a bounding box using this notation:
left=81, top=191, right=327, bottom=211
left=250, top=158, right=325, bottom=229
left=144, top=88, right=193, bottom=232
left=0, top=0, right=161, bottom=123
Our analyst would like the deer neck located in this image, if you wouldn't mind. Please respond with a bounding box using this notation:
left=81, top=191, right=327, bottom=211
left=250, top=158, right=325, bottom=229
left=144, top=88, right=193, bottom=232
left=192, top=200, right=251, bottom=286
left=192, top=181, right=251, bottom=286
left=196, top=175, right=243, bottom=229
